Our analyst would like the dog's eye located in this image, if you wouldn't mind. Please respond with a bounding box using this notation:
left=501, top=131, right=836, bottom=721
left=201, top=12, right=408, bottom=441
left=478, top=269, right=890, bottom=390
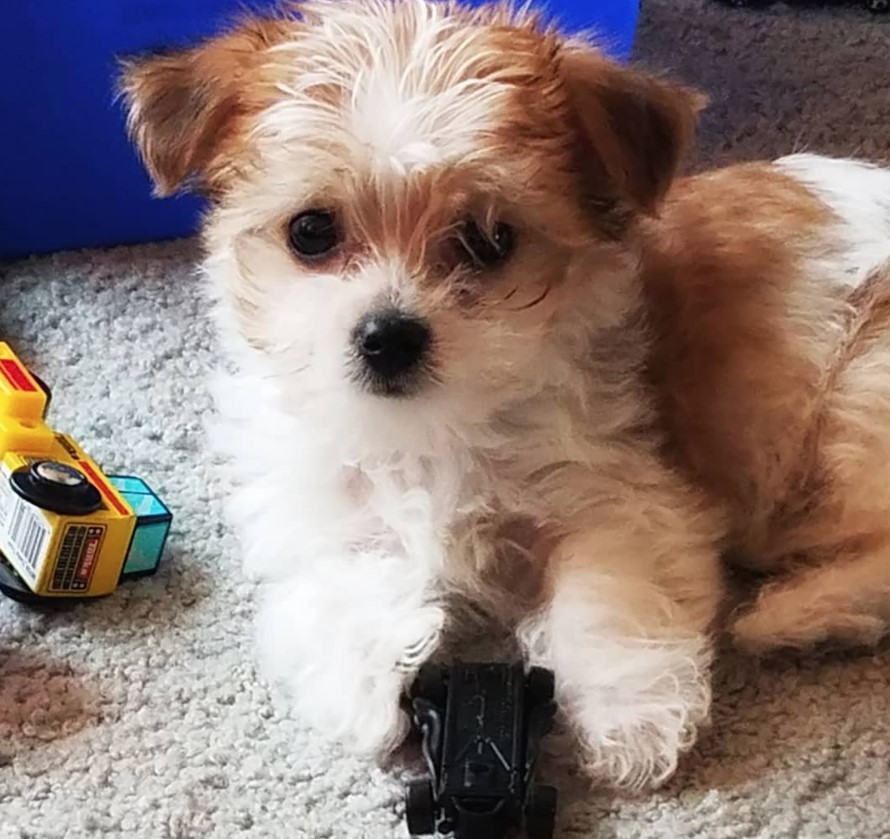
left=457, top=220, right=514, bottom=268
left=288, top=210, right=339, bottom=260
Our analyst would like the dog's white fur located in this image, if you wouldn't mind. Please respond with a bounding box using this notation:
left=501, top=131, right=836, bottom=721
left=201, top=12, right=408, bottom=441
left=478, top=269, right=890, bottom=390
left=210, top=253, right=724, bottom=786
left=121, top=0, right=890, bottom=791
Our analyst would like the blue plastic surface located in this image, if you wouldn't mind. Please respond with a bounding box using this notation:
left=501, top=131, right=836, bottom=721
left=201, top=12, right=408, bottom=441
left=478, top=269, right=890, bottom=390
left=108, top=474, right=172, bottom=576
left=122, top=521, right=171, bottom=575
left=1, top=0, right=639, bottom=261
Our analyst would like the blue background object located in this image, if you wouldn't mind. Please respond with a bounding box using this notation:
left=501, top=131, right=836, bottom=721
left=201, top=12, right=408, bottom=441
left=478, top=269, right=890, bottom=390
left=0, top=0, right=640, bottom=261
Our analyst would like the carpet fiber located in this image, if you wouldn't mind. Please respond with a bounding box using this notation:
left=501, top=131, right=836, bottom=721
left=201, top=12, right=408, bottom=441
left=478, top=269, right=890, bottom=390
left=2, top=1, right=890, bottom=837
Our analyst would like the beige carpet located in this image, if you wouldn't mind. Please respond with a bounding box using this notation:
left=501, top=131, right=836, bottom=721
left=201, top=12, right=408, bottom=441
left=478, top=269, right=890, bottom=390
left=2, top=1, right=890, bottom=837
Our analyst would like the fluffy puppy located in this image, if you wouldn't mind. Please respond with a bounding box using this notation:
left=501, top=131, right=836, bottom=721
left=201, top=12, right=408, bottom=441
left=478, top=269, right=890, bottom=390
left=120, top=0, right=890, bottom=791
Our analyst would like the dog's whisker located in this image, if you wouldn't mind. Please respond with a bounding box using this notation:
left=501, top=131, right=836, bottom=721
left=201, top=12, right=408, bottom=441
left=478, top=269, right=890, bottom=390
left=263, top=362, right=310, bottom=379
left=507, top=284, right=551, bottom=312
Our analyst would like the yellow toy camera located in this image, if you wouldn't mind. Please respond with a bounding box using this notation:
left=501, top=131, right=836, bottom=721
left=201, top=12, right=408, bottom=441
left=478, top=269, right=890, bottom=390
left=0, top=343, right=172, bottom=605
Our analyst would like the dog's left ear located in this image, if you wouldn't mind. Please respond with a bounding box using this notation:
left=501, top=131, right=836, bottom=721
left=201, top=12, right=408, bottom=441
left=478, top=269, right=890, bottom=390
left=559, top=46, right=705, bottom=217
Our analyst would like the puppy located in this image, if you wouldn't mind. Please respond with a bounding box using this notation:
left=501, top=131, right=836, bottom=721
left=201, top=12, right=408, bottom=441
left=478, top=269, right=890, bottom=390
left=120, top=0, right=890, bottom=791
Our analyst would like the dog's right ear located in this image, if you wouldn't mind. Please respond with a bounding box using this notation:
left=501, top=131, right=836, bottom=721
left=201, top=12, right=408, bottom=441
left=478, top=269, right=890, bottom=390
left=118, top=19, right=290, bottom=197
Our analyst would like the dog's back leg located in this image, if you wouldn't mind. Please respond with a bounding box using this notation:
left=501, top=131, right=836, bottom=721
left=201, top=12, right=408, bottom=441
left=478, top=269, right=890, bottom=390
left=732, top=261, right=890, bottom=653
left=731, top=546, right=890, bottom=652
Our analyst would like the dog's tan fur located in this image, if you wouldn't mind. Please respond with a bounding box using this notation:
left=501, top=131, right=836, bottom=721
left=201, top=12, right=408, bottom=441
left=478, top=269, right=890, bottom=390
left=645, top=166, right=890, bottom=648
left=121, top=0, right=890, bottom=789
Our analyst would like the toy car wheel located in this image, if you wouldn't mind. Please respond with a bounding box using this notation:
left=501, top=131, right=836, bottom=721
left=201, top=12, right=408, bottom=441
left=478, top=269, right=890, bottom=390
left=526, top=667, right=555, bottom=707
left=405, top=778, right=437, bottom=837
left=525, top=784, right=558, bottom=839
left=411, top=664, right=448, bottom=706
left=10, top=460, right=102, bottom=515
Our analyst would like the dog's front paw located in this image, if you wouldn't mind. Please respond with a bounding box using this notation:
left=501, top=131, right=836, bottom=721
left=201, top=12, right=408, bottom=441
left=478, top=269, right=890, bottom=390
left=290, top=653, right=412, bottom=756
left=255, top=575, right=444, bottom=757
left=567, top=671, right=711, bottom=790
left=525, top=615, right=713, bottom=790
left=577, top=636, right=712, bottom=790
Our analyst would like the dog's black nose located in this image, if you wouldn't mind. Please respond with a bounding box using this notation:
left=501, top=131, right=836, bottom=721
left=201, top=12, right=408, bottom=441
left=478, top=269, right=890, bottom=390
left=352, top=310, right=431, bottom=386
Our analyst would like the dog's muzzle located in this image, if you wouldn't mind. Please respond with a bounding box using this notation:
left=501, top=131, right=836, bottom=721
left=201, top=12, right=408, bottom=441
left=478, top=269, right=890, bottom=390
left=350, top=307, right=432, bottom=396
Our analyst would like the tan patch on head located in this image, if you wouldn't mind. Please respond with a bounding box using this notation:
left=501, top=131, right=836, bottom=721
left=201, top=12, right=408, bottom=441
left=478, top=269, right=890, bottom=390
left=244, top=6, right=584, bottom=220
left=120, top=0, right=704, bottom=227
left=198, top=3, right=623, bottom=347
left=121, top=0, right=706, bottom=394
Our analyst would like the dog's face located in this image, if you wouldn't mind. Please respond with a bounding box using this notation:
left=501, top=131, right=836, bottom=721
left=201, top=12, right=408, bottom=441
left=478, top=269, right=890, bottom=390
left=122, top=0, right=700, bottom=442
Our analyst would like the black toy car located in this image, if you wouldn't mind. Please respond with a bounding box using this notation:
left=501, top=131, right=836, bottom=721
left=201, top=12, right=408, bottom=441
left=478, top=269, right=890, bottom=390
left=404, top=662, right=558, bottom=839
